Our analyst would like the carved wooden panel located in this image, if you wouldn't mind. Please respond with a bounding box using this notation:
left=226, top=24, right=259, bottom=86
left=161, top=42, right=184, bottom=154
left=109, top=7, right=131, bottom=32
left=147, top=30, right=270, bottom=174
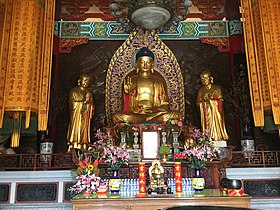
left=0, top=184, right=9, bottom=203
left=243, top=179, right=280, bottom=197
left=16, top=183, right=57, bottom=202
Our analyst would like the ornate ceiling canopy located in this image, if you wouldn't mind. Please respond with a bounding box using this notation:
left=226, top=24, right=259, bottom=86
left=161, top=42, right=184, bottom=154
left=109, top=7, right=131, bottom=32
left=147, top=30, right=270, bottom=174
left=59, top=0, right=227, bottom=22
left=109, top=0, right=193, bottom=30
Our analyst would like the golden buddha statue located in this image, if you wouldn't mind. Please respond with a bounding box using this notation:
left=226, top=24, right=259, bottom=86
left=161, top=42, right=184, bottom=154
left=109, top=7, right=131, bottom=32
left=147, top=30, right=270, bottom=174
left=148, top=159, right=166, bottom=188
left=197, top=71, right=229, bottom=141
left=112, top=47, right=181, bottom=123
left=67, top=74, right=95, bottom=151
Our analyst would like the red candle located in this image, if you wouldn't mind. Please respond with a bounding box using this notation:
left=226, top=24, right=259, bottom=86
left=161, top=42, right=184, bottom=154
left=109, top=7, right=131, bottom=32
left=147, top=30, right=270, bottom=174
left=174, top=162, right=183, bottom=194
left=138, top=162, right=146, bottom=194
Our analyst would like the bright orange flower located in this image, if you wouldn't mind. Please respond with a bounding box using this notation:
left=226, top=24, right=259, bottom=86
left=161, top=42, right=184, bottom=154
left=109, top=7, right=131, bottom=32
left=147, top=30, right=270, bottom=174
left=93, top=159, right=99, bottom=168
left=84, top=156, right=90, bottom=166
left=77, top=160, right=84, bottom=168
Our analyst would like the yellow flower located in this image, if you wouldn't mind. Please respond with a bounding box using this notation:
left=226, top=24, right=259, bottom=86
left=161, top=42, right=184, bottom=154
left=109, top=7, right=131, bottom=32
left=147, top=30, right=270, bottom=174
left=87, top=164, right=94, bottom=171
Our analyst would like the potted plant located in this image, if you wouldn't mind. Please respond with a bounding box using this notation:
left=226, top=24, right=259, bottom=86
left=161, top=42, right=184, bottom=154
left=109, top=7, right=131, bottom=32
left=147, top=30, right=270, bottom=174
left=68, top=154, right=102, bottom=198
left=159, top=145, right=171, bottom=162
left=95, top=130, right=130, bottom=194
left=182, top=129, right=217, bottom=192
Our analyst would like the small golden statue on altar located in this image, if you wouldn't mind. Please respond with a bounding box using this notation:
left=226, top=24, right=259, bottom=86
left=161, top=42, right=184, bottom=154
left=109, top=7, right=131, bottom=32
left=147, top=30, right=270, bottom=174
left=147, top=159, right=171, bottom=194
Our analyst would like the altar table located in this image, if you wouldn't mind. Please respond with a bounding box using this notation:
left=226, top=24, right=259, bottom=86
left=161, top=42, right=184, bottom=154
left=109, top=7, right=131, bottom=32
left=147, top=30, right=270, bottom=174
left=72, top=189, right=251, bottom=210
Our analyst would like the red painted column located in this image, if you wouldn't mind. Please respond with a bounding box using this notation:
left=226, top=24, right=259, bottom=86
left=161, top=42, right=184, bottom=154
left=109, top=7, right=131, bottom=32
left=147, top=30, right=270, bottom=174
left=49, top=35, right=60, bottom=142
left=229, top=31, right=244, bottom=143
left=225, top=0, right=245, bottom=148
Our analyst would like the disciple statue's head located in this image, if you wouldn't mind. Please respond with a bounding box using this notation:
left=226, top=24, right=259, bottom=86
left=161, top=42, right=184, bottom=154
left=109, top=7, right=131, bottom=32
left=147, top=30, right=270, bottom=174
left=200, top=70, right=213, bottom=87
left=78, top=74, right=91, bottom=88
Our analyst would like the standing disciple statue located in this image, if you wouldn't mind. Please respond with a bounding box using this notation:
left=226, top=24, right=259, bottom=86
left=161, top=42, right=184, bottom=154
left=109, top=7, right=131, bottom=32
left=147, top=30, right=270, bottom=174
left=196, top=71, right=229, bottom=141
left=112, top=47, right=181, bottom=123
left=67, top=74, right=95, bottom=152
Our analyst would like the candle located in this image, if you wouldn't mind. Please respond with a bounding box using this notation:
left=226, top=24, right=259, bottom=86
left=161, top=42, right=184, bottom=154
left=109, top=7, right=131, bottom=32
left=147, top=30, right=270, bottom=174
left=174, top=162, right=183, bottom=194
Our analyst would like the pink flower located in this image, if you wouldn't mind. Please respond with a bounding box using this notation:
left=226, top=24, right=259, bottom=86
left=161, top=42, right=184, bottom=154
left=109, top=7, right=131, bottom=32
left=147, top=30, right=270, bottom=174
left=178, top=120, right=183, bottom=127
left=180, top=129, right=217, bottom=168
left=111, top=156, right=117, bottom=164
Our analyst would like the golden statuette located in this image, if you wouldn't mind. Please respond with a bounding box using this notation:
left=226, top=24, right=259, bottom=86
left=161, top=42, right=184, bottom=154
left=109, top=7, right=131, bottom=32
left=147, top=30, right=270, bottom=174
left=148, top=159, right=166, bottom=189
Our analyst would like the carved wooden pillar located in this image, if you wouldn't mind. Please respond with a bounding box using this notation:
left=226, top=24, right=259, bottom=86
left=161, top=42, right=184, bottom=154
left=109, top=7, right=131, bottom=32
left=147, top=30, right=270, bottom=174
left=225, top=0, right=245, bottom=148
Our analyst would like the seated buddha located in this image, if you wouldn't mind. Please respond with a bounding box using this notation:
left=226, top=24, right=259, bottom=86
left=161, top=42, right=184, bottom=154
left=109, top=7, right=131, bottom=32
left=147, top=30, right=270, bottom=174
left=148, top=159, right=166, bottom=189
left=112, top=47, right=181, bottom=124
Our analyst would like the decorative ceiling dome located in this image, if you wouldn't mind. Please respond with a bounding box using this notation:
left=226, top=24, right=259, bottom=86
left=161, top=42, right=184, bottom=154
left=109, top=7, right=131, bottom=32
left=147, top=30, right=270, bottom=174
left=110, top=0, right=192, bottom=30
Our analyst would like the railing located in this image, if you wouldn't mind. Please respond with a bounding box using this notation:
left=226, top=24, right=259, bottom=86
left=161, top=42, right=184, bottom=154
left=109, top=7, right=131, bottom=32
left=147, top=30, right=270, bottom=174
left=231, top=150, right=280, bottom=167
left=0, top=153, right=75, bottom=170
left=0, top=151, right=279, bottom=170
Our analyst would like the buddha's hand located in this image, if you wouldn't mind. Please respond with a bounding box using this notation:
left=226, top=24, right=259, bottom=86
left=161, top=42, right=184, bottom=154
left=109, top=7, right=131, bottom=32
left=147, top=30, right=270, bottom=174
left=157, top=103, right=169, bottom=112
left=124, top=76, right=133, bottom=94
left=141, top=107, right=153, bottom=114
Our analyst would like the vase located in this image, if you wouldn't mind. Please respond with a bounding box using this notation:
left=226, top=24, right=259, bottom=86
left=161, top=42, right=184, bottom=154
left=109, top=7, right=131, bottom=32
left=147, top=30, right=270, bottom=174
left=40, top=140, right=54, bottom=163
left=191, top=168, right=205, bottom=193
left=109, top=169, right=121, bottom=194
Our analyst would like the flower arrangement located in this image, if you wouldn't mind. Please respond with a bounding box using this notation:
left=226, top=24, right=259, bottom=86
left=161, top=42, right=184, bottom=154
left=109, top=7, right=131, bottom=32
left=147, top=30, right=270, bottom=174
left=95, top=129, right=130, bottom=171
left=68, top=154, right=102, bottom=197
left=76, top=154, right=100, bottom=176
left=181, top=129, right=217, bottom=169
left=101, top=144, right=130, bottom=170
left=68, top=128, right=130, bottom=197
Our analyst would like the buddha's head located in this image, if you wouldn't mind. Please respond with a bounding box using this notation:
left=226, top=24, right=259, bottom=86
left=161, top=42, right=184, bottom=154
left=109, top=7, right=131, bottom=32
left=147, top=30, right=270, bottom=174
left=135, top=47, right=155, bottom=74
left=200, top=70, right=213, bottom=86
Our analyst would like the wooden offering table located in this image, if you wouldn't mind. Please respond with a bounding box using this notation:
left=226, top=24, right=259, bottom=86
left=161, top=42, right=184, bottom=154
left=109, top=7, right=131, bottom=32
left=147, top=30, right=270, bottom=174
left=72, top=189, right=251, bottom=210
